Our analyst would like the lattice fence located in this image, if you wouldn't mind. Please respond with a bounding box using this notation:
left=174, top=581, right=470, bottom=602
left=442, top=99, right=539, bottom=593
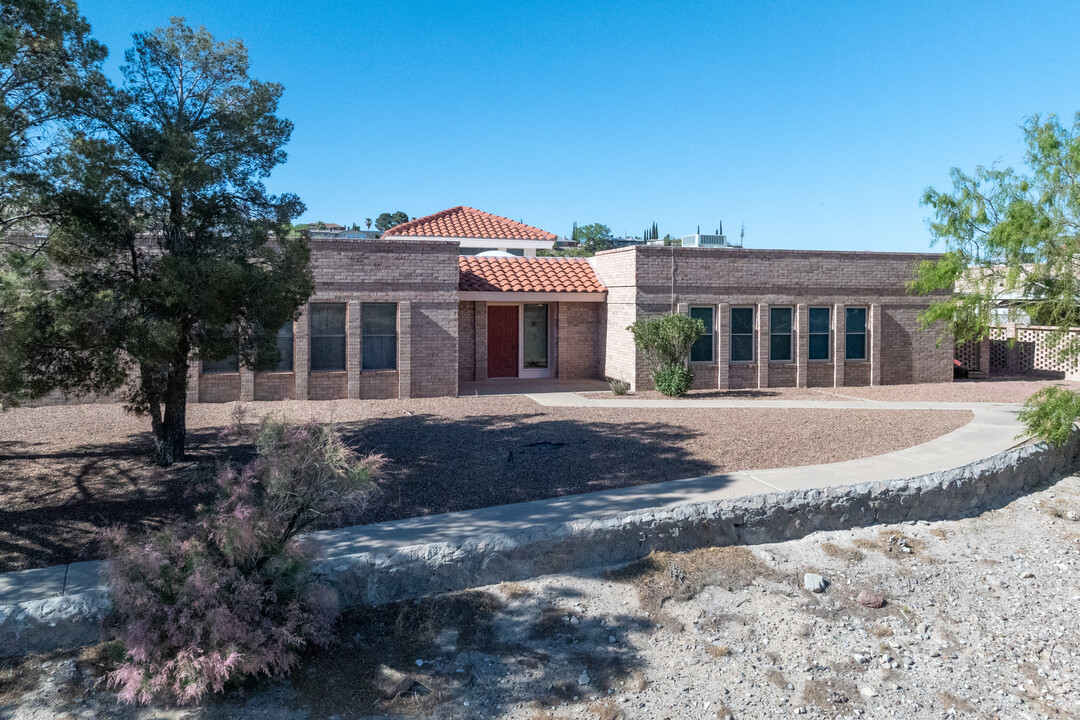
left=980, top=325, right=1080, bottom=378
left=955, top=340, right=981, bottom=370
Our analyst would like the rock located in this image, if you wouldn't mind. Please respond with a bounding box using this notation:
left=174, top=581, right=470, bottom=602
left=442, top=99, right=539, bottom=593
left=1067, top=511, right=1079, bottom=521
left=1021, top=571, right=1035, bottom=579
left=857, top=591, right=886, bottom=608
left=578, top=670, right=591, bottom=686
left=374, top=665, right=415, bottom=699
left=804, top=573, right=828, bottom=593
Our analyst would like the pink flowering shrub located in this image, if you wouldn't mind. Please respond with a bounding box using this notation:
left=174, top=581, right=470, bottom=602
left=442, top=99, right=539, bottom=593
left=105, top=419, right=383, bottom=705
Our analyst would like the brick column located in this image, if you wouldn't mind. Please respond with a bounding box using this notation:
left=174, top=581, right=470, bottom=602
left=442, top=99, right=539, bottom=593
left=186, top=359, right=200, bottom=404
left=795, top=303, right=808, bottom=388
left=757, top=302, right=770, bottom=389
left=347, top=300, right=361, bottom=399
left=294, top=305, right=309, bottom=400
left=979, top=337, right=991, bottom=376
left=870, top=304, right=882, bottom=386
left=239, top=367, right=254, bottom=402
left=475, top=302, right=488, bottom=382
left=1005, top=322, right=1019, bottom=373
left=833, top=303, right=846, bottom=387
left=717, top=303, right=729, bottom=390
left=397, top=301, right=412, bottom=399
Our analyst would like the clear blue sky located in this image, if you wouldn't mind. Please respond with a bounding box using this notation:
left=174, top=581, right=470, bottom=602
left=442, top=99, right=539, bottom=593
left=80, top=0, right=1080, bottom=251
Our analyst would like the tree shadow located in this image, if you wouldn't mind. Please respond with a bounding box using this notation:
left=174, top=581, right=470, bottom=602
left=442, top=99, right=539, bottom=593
left=333, top=411, right=716, bottom=525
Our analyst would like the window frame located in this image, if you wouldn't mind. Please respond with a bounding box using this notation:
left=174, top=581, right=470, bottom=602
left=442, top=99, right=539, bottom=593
left=808, top=306, right=831, bottom=362
left=769, top=306, right=794, bottom=363
left=361, top=302, right=398, bottom=371
left=729, top=306, right=755, bottom=363
left=845, top=306, right=868, bottom=362
left=689, top=306, right=715, bottom=364
left=309, top=302, right=348, bottom=372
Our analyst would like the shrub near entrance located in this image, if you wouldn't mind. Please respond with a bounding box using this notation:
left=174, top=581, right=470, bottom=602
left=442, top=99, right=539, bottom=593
left=627, top=313, right=705, bottom=397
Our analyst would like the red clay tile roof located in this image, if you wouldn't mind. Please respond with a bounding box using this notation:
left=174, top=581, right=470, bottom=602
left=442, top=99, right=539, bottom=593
left=384, top=206, right=557, bottom=241
left=458, top=257, right=606, bottom=294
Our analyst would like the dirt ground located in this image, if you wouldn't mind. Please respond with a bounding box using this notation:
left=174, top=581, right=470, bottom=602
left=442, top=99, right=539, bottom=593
left=0, top=397, right=971, bottom=571
left=4, top=473, right=1078, bottom=720
left=584, top=377, right=1080, bottom=404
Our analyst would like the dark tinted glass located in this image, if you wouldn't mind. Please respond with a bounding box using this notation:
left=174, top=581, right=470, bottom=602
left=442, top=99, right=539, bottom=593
left=275, top=322, right=293, bottom=372
left=809, top=307, right=830, bottom=335
left=202, top=355, right=238, bottom=373
left=846, top=307, right=866, bottom=334
left=770, top=307, right=792, bottom=334
left=362, top=337, right=396, bottom=370
left=770, top=333, right=792, bottom=362
left=690, top=307, right=714, bottom=334
left=310, top=304, right=346, bottom=336
left=730, top=334, right=753, bottom=362
left=730, top=307, right=754, bottom=335
left=846, top=333, right=866, bottom=360
left=363, top=303, right=397, bottom=335
left=808, top=334, right=830, bottom=361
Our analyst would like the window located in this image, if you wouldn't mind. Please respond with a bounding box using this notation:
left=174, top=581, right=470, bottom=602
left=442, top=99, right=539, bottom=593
left=730, top=307, right=754, bottom=362
left=310, top=303, right=346, bottom=371
left=770, top=307, right=793, bottom=362
left=523, top=303, right=548, bottom=369
left=846, top=307, right=867, bottom=360
left=362, top=303, right=397, bottom=370
left=274, top=321, right=293, bottom=372
left=690, top=307, right=715, bottom=363
left=808, top=307, right=830, bottom=361
left=202, top=354, right=238, bottom=374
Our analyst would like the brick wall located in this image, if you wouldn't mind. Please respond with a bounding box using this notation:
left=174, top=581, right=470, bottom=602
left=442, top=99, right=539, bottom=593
left=254, top=373, right=295, bottom=401
left=592, top=246, right=952, bottom=390
left=458, top=301, right=477, bottom=383
left=556, top=302, right=602, bottom=379
left=199, top=373, right=240, bottom=403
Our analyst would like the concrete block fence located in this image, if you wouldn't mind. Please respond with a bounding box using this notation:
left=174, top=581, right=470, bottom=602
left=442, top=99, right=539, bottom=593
left=2, top=435, right=1077, bottom=658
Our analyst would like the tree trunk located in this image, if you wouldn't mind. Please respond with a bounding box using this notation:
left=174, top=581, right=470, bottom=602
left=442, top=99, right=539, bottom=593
left=147, top=360, right=189, bottom=467
left=152, top=396, right=187, bottom=466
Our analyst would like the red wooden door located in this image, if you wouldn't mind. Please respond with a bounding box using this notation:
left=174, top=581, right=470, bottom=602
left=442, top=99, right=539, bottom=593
left=487, top=305, right=519, bottom=378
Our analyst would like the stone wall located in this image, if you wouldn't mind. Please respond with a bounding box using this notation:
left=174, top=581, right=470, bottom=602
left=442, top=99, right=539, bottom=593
left=4, top=434, right=1074, bottom=657
left=592, top=247, right=953, bottom=391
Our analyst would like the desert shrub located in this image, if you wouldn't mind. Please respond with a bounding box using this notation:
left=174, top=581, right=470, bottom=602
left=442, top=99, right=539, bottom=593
left=609, top=378, right=630, bottom=395
left=627, top=313, right=704, bottom=397
left=1018, top=386, right=1080, bottom=447
left=653, top=365, right=694, bottom=397
left=105, top=419, right=383, bottom=705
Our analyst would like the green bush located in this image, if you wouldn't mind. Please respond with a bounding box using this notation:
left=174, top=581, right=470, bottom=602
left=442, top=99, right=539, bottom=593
left=652, top=365, right=694, bottom=397
left=627, top=313, right=704, bottom=397
left=1018, top=386, right=1080, bottom=447
left=627, top=313, right=705, bottom=369
left=609, top=378, right=630, bottom=395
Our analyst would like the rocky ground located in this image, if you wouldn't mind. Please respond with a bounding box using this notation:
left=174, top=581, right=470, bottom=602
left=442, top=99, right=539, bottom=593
left=4, top=473, right=1079, bottom=719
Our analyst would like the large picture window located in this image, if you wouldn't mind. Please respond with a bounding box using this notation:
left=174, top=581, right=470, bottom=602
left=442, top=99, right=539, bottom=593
left=769, top=307, right=793, bottom=362
left=846, top=307, right=867, bottom=360
left=362, top=303, right=397, bottom=370
left=690, top=307, right=714, bottom=363
left=274, top=321, right=294, bottom=372
left=730, top=307, right=754, bottom=362
left=310, top=303, right=346, bottom=371
left=808, top=307, right=830, bottom=361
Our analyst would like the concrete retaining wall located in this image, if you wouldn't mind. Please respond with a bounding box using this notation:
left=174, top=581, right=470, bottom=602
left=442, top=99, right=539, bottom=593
left=2, top=435, right=1076, bottom=658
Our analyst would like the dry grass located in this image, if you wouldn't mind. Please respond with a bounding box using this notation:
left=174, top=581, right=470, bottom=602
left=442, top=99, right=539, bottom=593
left=937, top=690, right=978, bottom=714
left=851, top=531, right=926, bottom=561
left=820, top=542, right=865, bottom=562
left=586, top=698, right=625, bottom=720
left=607, top=546, right=780, bottom=619
left=929, top=528, right=949, bottom=539
left=706, top=644, right=731, bottom=659
left=871, top=624, right=895, bottom=638
left=802, top=676, right=860, bottom=716
left=498, top=582, right=533, bottom=599
left=766, top=668, right=790, bottom=690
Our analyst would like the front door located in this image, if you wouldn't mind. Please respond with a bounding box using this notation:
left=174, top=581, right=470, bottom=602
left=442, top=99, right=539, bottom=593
left=487, top=305, right=519, bottom=378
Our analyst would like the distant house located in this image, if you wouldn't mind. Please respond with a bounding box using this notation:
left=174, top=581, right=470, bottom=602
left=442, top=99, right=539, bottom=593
left=381, top=206, right=556, bottom=257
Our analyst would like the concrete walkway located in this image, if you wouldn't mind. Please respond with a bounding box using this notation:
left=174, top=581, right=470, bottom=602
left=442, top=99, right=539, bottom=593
left=0, top=396, right=1025, bottom=606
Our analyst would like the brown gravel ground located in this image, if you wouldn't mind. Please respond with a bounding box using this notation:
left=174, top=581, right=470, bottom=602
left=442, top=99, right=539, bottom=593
left=585, top=376, right=1080, bottom=403
left=0, top=398, right=971, bottom=571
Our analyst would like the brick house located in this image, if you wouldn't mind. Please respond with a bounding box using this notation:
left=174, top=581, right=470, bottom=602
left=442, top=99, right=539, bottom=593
left=181, top=206, right=952, bottom=403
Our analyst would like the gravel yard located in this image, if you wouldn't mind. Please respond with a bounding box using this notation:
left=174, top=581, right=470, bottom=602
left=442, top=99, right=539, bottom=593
left=584, top=377, right=1080, bottom=404
left=0, top=398, right=971, bottom=571
left=4, top=472, right=1079, bottom=720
